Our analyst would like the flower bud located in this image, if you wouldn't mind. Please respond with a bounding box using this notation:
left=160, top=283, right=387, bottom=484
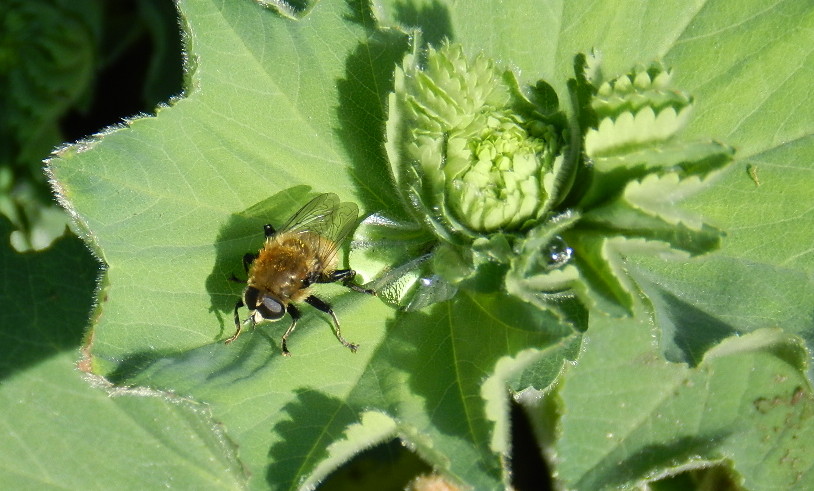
left=389, top=43, right=564, bottom=237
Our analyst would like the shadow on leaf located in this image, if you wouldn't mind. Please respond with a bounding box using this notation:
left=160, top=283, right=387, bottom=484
left=658, top=288, right=737, bottom=366
left=575, top=434, right=729, bottom=490
left=0, top=217, right=98, bottom=380
left=106, top=326, right=279, bottom=387
left=632, top=271, right=737, bottom=367
left=335, top=0, right=410, bottom=216
left=266, top=388, right=358, bottom=488
left=391, top=0, right=453, bottom=47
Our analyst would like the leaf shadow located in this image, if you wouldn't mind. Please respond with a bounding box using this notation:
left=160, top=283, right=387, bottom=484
left=334, top=0, right=410, bottom=216
left=389, top=0, right=454, bottom=47
left=0, top=218, right=98, bottom=380
left=266, top=388, right=358, bottom=488
left=656, top=288, right=737, bottom=366
left=105, top=327, right=280, bottom=388
left=632, top=271, right=737, bottom=367
left=579, top=433, right=729, bottom=490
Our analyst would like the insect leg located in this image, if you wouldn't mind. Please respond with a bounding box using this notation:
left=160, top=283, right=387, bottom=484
left=242, top=253, right=258, bottom=274
left=344, top=280, right=376, bottom=295
left=228, top=253, right=258, bottom=283
left=304, top=295, right=359, bottom=353
left=319, top=269, right=376, bottom=295
left=224, top=298, right=245, bottom=344
left=280, top=304, right=301, bottom=356
left=320, top=269, right=356, bottom=283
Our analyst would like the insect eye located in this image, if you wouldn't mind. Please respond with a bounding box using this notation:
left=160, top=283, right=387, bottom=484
left=257, top=295, right=285, bottom=320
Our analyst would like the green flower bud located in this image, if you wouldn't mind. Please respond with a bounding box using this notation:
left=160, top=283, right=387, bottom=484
left=389, top=43, right=564, bottom=238
left=444, top=112, right=558, bottom=232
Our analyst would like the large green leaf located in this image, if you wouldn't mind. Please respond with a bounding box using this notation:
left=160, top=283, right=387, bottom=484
left=43, top=0, right=813, bottom=488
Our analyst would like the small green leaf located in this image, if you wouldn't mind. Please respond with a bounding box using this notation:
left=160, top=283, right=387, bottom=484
left=580, top=193, right=723, bottom=255
left=562, top=233, right=641, bottom=316
left=585, top=106, right=694, bottom=157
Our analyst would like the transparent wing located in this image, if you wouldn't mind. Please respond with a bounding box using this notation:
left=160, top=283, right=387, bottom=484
left=278, top=193, right=359, bottom=266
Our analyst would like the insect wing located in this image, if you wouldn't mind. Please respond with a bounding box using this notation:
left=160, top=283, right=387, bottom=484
left=279, top=193, right=337, bottom=233
left=279, top=193, right=359, bottom=265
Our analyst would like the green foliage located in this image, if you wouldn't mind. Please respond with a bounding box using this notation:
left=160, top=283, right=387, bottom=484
left=365, top=43, right=736, bottom=319
left=553, top=317, right=812, bottom=490
left=0, top=217, right=245, bottom=488
left=0, top=0, right=183, bottom=251
left=2, top=0, right=810, bottom=489
left=0, top=0, right=100, bottom=250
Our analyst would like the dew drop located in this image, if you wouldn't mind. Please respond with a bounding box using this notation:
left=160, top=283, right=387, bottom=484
left=543, top=235, right=573, bottom=270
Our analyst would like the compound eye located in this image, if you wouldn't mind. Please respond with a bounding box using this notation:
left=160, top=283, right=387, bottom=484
left=257, top=295, right=285, bottom=320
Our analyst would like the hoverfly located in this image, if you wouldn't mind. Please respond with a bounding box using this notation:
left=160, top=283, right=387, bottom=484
left=225, top=193, right=374, bottom=355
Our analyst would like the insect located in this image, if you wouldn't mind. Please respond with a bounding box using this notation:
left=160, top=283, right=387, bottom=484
left=747, top=164, right=761, bottom=187
left=225, top=193, right=374, bottom=355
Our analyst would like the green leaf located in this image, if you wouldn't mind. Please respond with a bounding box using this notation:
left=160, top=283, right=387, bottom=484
left=47, top=1, right=407, bottom=487
left=630, top=255, right=814, bottom=367
left=356, top=292, right=574, bottom=487
left=682, top=137, right=814, bottom=272
left=666, top=0, right=814, bottom=157
left=578, top=140, right=735, bottom=209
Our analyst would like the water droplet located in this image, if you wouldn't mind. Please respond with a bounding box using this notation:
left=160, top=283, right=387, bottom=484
left=544, top=235, right=573, bottom=270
